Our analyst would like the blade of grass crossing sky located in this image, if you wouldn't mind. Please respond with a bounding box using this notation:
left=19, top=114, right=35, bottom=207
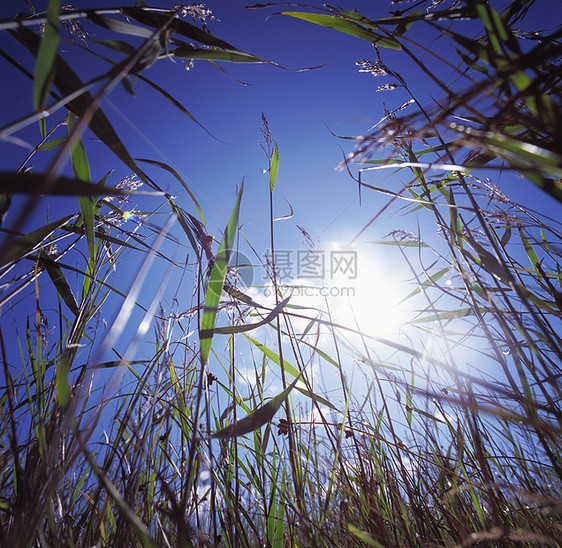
left=120, top=7, right=239, bottom=51
left=199, top=183, right=243, bottom=365
left=68, top=112, right=95, bottom=266
left=211, top=372, right=303, bottom=439
left=34, top=0, right=59, bottom=124
left=171, top=46, right=266, bottom=63
left=244, top=335, right=337, bottom=410
left=212, top=297, right=290, bottom=334
left=281, top=12, right=401, bottom=49
left=136, top=158, right=203, bottom=221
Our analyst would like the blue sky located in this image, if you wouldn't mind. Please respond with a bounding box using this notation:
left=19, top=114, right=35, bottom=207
left=0, top=1, right=427, bottom=318
left=3, top=0, right=559, bottom=245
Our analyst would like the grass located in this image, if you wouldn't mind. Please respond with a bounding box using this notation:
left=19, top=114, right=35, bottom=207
left=0, top=0, right=561, bottom=546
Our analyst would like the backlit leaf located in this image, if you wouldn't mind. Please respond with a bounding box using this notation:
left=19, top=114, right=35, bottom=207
left=270, top=142, right=279, bottom=192
left=200, top=183, right=243, bottom=365
left=282, top=11, right=401, bottom=49
left=34, top=0, right=60, bottom=111
left=67, top=112, right=98, bottom=268
left=212, top=372, right=303, bottom=439
left=245, top=335, right=337, bottom=410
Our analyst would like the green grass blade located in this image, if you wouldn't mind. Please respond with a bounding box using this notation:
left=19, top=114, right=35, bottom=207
left=68, top=112, right=95, bottom=262
left=36, top=137, right=67, bottom=151
left=245, top=335, right=337, bottom=410
left=200, top=182, right=244, bottom=365
left=347, top=524, right=386, bottom=547
left=171, top=45, right=266, bottom=63
left=411, top=307, right=491, bottom=324
left=270, top=142, right=279, bottom=192
left=282, top=11, right=401, bottom=49
left=56, top=346, right=72, bottom=407
left=211, top=372, right=303, bottom=439
left=367, top=240, right=428, bottom=247
left=34, top=0, right=59, bottom=111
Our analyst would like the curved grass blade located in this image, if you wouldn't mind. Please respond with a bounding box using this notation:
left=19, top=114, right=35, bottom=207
left=171, top=45, right=266, bottom=64
left=167, top=199, right=200, bottom=257
left=200, top=183, right=243, bottom=365
left=205, top=59, right=253, bottom=86
left=347, top=524, right=385, bottom=548
left=87, top=11, right=155, bottom=39
left=245, top=335, right=337, bottom=410
left=223, top=283, right=261, bottom=307
left=36, top=137, right=68, bottom=151
left=93, top=38, right=138, bottom=57
left=213, top=296, right=290, bottom=335
left=136, top=158, right=203, bottom=220
left=411, top=307, right=491, bottom=324
left=211, top=372, right=303, bottom=439
left=121, top=7, right=239, bottom=51
left=133, top=75, right=220, bottom=141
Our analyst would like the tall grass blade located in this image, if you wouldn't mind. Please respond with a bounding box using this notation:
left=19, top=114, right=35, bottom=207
left=68, top=112, right=95, bottom=262
left=200, top=182, right=243, bottom=365
left=34, top=0, right=59, bottom=113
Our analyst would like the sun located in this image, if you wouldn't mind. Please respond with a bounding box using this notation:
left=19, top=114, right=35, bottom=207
left=322, top=241, right=406, bottom=341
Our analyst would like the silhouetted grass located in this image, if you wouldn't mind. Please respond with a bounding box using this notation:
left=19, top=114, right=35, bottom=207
left=1, top=1, right=561, bottom=546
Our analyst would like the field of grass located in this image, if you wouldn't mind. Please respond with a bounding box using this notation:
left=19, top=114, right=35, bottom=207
left=0, top=1, right=561, bottom=546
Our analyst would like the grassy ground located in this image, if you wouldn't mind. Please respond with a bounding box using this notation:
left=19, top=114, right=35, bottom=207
left=0, top=1, right=561, bottom=546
